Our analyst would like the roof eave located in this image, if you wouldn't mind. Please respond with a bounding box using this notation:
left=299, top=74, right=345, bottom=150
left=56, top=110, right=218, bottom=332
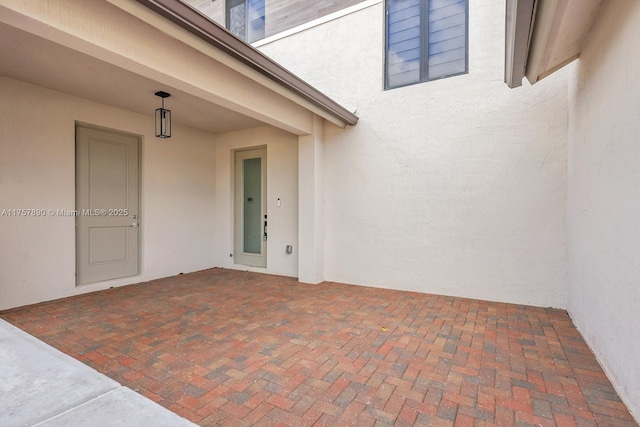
left=506, top=0, right=606, bottom=89
left=504, top=0, right=537, bottom=89
left=133, top=0, right=359, bottom=127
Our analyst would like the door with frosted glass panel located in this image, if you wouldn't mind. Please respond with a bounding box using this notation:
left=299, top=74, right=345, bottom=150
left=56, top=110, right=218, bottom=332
left=234, top=148, right=267, bottom=267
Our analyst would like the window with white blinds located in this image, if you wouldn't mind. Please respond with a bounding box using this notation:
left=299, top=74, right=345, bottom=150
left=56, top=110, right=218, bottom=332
left=386, top=0, right=468, bottom=89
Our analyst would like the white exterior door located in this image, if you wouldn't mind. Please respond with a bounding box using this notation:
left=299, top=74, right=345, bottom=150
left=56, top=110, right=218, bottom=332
left=234, top=148, right=267, bottom=267
left=76, top=125, right=140, bottom=285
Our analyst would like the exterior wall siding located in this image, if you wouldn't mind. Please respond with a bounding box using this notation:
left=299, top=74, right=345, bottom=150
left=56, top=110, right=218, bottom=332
left=184, top=0, right=225, bottom=25
left=183, top=0, right=366, bottom=39
left=258, top=0, right=571, bottom=308
left=264, top=0, right=366, bottom=37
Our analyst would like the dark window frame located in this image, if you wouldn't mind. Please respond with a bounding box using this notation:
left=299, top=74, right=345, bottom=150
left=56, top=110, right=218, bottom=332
left=384, top=0, right=469, bottom=90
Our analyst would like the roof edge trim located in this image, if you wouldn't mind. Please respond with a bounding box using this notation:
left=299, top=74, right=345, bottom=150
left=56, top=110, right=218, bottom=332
left=505, top=0, right=537, bottom=88
left=133, top=0, right=358, bottom=127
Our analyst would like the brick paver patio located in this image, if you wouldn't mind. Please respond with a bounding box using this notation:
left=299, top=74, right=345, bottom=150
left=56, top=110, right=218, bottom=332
left=1, top=268, right=636, bottom=426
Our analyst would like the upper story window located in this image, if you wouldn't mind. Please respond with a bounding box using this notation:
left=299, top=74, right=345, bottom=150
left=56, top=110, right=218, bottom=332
left=385, top=0, right=468, bottom=89
left=226, top=0, right=265, bottom=43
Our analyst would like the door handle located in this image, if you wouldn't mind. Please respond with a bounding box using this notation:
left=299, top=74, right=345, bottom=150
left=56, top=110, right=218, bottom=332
left=131, top=223, right=139, bottom=228
left=263, top=215, right=267, bottom=241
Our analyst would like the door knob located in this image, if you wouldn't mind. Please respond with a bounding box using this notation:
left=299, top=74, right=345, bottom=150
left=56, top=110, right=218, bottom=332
left=131, top=223, right=139, bottom=228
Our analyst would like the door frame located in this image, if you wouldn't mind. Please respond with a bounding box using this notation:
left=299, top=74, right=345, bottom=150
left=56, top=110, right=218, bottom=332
left=75, top=122, right=142, bottom=286
left=233, top=146, right=267, bottom=267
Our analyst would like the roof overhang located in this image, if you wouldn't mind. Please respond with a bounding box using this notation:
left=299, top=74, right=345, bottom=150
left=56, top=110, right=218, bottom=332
left=504, top=0, right=537, bottom=88
left=0, top=0, right=357, bottom=134
left=505, top=0, right=605, bottom=88
left=132, top=0, right=358, bottom=127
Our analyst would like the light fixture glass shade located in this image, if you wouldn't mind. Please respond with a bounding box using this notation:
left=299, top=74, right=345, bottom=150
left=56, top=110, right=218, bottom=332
left=155, top=107, right=171, bottom=138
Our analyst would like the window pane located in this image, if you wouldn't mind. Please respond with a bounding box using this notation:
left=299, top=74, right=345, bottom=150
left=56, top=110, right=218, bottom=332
left=387, top=0, right=421, bottom=88
left=243, top=158, right=262, bottom=255
left=229, top=2, right=246, bottom=40
left=385, top=0, right=467, bottom=89
left=247, top=0, right=265, bottom=43
left=428, top=0, right=466, bottom=79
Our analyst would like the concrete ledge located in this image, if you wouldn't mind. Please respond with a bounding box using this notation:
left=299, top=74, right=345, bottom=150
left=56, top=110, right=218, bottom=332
left=0, top=320, right=196, bottom=427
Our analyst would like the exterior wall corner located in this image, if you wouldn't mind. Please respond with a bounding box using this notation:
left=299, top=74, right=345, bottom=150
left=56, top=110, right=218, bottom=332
left=297, top=115, right=325, bottom=284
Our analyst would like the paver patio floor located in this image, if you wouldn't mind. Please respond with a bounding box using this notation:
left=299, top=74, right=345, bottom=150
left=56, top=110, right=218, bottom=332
left=1, top=268, right=636, bottom=426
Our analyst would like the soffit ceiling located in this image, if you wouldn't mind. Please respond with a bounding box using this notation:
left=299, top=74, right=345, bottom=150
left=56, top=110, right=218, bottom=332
left=525, top=0, right=605, bottom=84
left=0, top=21, right=264, bottom=134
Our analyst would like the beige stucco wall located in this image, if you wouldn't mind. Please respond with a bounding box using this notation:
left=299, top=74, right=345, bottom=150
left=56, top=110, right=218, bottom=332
left=0, top=77, right=217, bottom=310
left=258, top=0, right=571, bottom=308
left=567, top=1, right=640, bottom=419
left=213, top=126, right=299, bottom=278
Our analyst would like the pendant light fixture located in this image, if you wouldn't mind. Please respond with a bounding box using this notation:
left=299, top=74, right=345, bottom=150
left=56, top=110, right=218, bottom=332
left=155, top=91, right=171, bottom=138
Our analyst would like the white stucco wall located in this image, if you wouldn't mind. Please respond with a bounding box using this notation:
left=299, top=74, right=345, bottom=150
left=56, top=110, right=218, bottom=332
left=214, top=126, right=299, bottom=278
left=259, top=0, right=570, bottom=307
left=567, top=1, right=640, bottom=419
left=0, top=77, right=217, bottom=310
